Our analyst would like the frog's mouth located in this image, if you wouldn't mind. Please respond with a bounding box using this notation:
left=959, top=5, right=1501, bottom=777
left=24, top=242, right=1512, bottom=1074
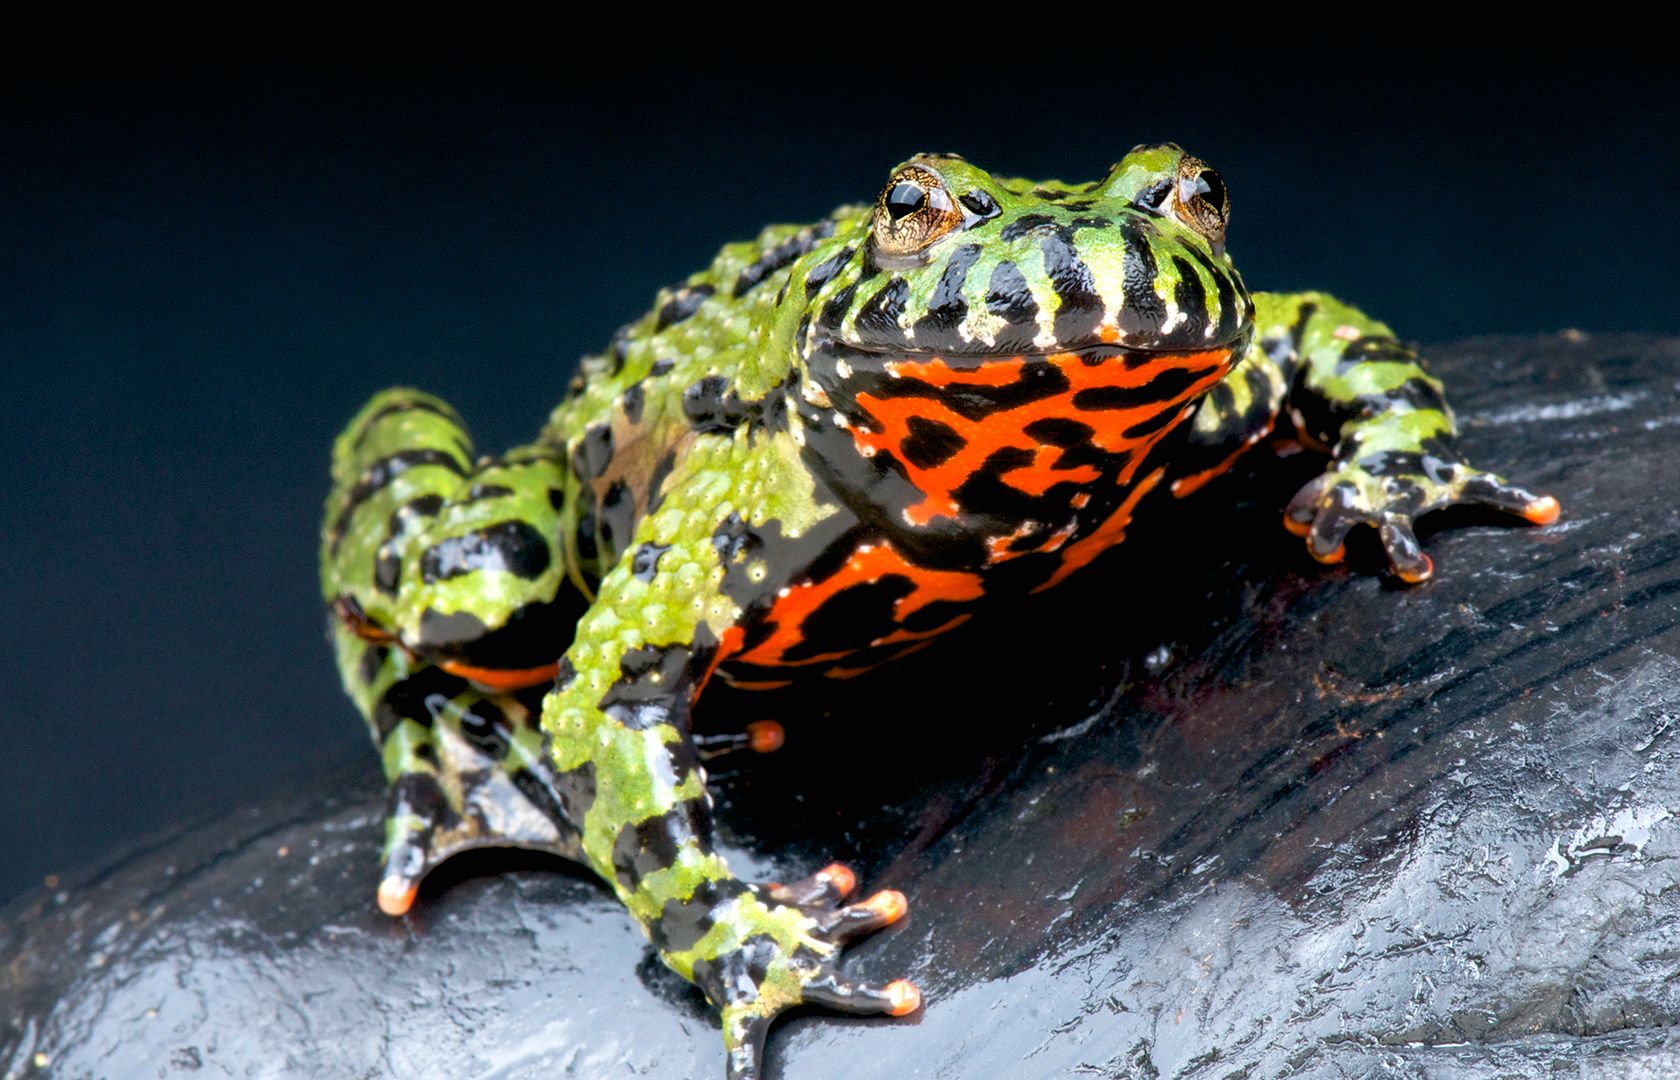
left=808, top=309, right=1254, bottom=372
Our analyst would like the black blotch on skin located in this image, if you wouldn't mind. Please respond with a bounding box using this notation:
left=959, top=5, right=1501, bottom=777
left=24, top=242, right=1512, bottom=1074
left=655, top=284, right=714, bottom=331
left=734, top=221, right=834, bottom=297
left=691, top=934, right=781, bottom=1004
left=710, top=511, right=756, bottom=564
left=650, top=358, right=675, bottom=377
left=373, top=665, right=469, bottom=741
left=599, top=642, right=696, bottom=729
left=622, top=383, right=645, bottom=425
left=856, top=356, right=1069, bottom=423
left=852, top=277, right=909, bottom=338
left=1041, top=229, right=1103, bottom=345
left=900, top=415, right=966, bottom=469
left=630, top=542, right=670, bottom=582
left=803, top=246, right=855, bottom=296
left=1023, top=417, right=1095, bottom=448
left=606, top=328, right=632, bottom=376
left=329, top=449, right=466, bottom=551
left=1204, top=380, right=1237, bottom=419
left=440, top=694, right=511, bottom=757
left=1170, top=256, right=1209, bottom=338
left=545, top=758, right=596, bottom=832
left=1181, top=240, right=1243, bottom=341
left=818, top=281, right=859, bottom=332
left=598, top=481, right=636, bottom=562
left=985, top=261, right=1039, bottom=328
left=610, top=812, right=685, bottom=892
left=420, top=520, right=553, bottom=583
left=651, top=878, right=745, bottom=954
left=548, top=487, right=566, bottom=512
left=1071, top=365, right=1220, bottom=411
left=646, top=451, right=677, bottom=514
left=1116, top=217, right=1167, bottom=337
left=359, top=644, right=389, bottom=686
left=439, top=596, right=587, bottom=671
left=416, top=607, right=490, bottom=651
left=574, top=483, right=598, bottom=563
left=912, top=242, right=980, bottom=341
left=572, top=423, right=614, bottom=481
left=1000, top=213, right=1056, bottom=241
left=464, top=483, right=515, bottom=503
left=682, top=376, right=751, bottom=434
left=389, top=770, right=452, bottom=823
left=374, top=543, right=403, bottom=595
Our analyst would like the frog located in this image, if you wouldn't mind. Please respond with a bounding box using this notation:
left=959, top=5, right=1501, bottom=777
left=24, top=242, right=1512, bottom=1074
left=319, top=145, right=1559, bottom=1078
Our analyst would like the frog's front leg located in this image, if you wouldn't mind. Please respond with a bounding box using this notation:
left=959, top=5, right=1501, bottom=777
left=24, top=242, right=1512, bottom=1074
left=1253, top=291, right=1559, bottom=581
left=545, top=443, right=918, bottom=1079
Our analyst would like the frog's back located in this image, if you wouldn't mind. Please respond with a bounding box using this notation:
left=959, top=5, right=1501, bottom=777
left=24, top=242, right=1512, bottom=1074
left=532, top=212, right=863, bottom=585
left=541, top=213, right=859, bottom=452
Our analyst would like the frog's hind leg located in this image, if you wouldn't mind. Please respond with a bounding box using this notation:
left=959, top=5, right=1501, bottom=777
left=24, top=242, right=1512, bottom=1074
left=322, top=388, right=591, bottom=914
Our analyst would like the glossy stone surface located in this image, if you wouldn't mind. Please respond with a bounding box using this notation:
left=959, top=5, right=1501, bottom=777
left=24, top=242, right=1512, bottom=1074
left=5, top=334, right=1679, bottom=1079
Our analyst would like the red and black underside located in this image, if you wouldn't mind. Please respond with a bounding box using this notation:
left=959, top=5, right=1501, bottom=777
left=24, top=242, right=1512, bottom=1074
left=712, top=338, right=1249, bottom=688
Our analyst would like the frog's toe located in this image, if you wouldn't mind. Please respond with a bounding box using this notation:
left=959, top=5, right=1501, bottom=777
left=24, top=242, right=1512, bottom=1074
left=1377, top=513, right=1433, bottom=583
left=766, top=861, right=856, bottom=907
left=815, top=889, right=910, bottom=943
left=799, top=972, right=922, bottom=1016
left=376, top=776, right=444, bottom=917
left=1458, top=471, right=1561, bottom=524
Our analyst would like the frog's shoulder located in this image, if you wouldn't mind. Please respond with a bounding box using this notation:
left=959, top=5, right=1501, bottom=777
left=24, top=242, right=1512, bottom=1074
left=542, top=208, right=866, bottom=446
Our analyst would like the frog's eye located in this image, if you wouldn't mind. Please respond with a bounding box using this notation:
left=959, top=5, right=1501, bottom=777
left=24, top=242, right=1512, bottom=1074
left=1171, top=157, right=1229, bottom=249
left=872, top=165, right=964, bottom=259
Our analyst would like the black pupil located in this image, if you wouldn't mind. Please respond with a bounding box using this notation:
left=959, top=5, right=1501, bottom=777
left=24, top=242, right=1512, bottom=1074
left=1192, top=170, right=1226, bottom=213
left=885, top=182, right=926, bottom=221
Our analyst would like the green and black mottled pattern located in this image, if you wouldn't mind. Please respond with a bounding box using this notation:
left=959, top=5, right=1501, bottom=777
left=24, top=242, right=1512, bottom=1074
left=320, top=145, right=1555, bottom=1079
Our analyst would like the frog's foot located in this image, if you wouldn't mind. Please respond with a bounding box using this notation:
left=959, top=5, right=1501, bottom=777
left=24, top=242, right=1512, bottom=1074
left=681, top=865, right=918, bottom=1080
left=1285, top=460, right=1560, bottom=583
left=696, top=720, right=786, bottom=762
left=374, top=686, right=583, bottom=917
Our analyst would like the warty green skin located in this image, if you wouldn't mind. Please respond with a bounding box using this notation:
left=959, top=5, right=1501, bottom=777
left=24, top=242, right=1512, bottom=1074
left=319, top=145, right=1556, bottom=1079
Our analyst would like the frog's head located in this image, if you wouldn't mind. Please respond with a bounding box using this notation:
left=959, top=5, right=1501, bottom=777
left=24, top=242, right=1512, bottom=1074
left=795, top=145, right=1251, bottom=367
left=790, top=148, right=1255, bottom=534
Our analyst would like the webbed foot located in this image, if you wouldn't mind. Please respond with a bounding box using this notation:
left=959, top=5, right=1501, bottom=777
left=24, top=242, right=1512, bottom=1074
left=1285, top=459, right=1559, bottom=583
left=677, top=863, right=919, bottom=1079
left=374, top=684, right=583, bottom=916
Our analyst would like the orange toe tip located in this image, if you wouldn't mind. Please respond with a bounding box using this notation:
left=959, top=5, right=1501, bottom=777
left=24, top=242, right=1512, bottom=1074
left=865, top=889, right=909, bottom=924
left=885, top=979, right=922, bottom=1017
left=1282, top=514, right=1311, bottom=537
left=1396, top=554, right=1435, bottom=584
left=746, top=720, right=784, bottom=754
left=1523, top=495, right=1561, bottom=525
left=820, top=863, right=856, bottom=895
left=1310, top=543, right=1346, bottom=565
left=377, top=877, right=418, bottom=917
left=378, top=873, right=416, bottom=913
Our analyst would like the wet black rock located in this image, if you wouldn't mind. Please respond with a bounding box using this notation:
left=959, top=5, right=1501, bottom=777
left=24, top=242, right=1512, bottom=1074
left=5, top=334, right=1680, bottom=1079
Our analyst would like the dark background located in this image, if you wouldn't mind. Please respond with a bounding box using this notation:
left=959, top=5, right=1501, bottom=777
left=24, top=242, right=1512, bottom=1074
left=3, top=46, right=1677, bottom=907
